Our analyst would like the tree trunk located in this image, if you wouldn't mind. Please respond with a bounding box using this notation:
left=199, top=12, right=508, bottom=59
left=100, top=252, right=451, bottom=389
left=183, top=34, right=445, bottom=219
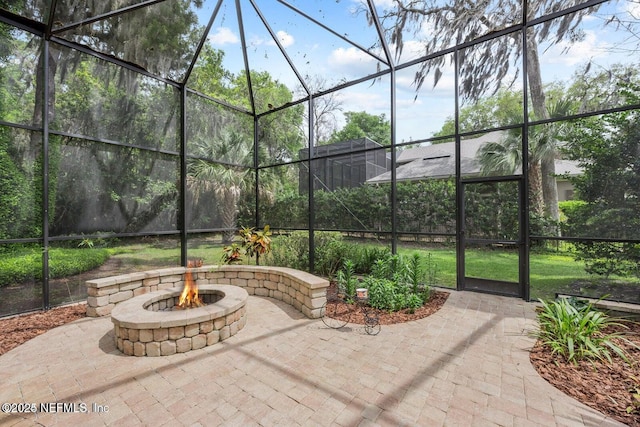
left=528, top=160, right=544, bottom=217
left=540, top=155, right=559, bottom=220
left=526, top=33, right=560, bottom=222
left=220, top=187, right=240, bottom=243
left=29, top=45, right=58, bottom=171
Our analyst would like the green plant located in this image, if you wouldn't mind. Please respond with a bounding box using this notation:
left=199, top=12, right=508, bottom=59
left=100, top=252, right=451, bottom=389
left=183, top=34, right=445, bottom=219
left=573, top=241, right=640, bottom=278
left=364, top=253, right=434, bottom=312
left=314, top=233, right=350, bottom=277
left=352, top=246, right=391, bottom=274
left=393, top=292, right=407, bottom=311
left=407, top=252, right=425, bottom=293
left=240, top=225, right=272, bottom=258
left=267, top=231, right=310, bottom=271
left=336, top=260, right=358, bottom=302
left=222, top=225, right=272, bottom=265
left=265, top=233, right=392, bottom=276
left=628, top=376, right=640, bottom=414
left=78, top=238, right=94, bottom=249
left=0, top=245, right=112, bottom=285
left=365, top=276, right=396, bottom=311
left=221, top=243, right=245, bottom=264
left=406, top=293, right=424, bottom=314
left=534, top=297, right=633, bottom=365
left=371, top=254, right=407, bottom=282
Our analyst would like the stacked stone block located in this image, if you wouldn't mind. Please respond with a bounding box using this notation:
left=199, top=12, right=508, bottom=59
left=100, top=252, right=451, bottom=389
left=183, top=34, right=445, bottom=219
left=114, top=305, right=247, bottom=357
left=86, top=265, right=329, bottom=319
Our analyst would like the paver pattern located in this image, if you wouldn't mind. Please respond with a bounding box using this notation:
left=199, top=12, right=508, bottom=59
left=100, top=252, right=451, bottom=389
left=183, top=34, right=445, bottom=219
left=0, top=291, right=625, bottom=426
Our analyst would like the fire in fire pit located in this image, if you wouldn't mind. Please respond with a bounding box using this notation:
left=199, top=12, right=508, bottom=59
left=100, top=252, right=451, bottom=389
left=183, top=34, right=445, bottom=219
left=177, top=259, right=204, bottom=309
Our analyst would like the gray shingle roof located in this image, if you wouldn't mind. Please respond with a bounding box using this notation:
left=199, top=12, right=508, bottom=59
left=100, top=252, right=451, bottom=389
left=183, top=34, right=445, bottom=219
left=368, top=131, right=582, bottom=184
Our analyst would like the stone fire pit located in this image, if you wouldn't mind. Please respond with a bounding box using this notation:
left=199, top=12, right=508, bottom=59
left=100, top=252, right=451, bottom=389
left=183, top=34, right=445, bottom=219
left=86, top=265, right=329, bottom=356
left=111, top=284, right=248, bottom=357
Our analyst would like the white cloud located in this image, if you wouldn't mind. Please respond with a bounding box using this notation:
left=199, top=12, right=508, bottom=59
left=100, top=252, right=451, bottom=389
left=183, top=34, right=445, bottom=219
left=329, top=46, right=373, bottom=66
left=209, top=27, right=239, bottom=45
left=269, top=30, right=295, bottom=48
left=327, top=46, right=380, bottom=76
left=395, top=61, right=456, bottom=97
left=335, top=89, right=388, bottom=110
left=542, top=30, right=611, bottom=67
left=387, top=41, right=420, bottom=64
left=252, top=31, right=294, bottom=49
left=248, top=35, right=265, bottom=47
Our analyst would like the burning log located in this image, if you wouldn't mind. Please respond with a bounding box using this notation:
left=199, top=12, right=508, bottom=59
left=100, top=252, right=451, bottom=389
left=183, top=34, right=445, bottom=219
left=176, top=259, right=204, bottom=309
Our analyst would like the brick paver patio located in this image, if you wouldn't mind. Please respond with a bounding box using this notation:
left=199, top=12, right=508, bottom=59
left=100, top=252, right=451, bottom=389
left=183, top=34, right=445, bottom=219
left=0, top=291, right=625, bottom=426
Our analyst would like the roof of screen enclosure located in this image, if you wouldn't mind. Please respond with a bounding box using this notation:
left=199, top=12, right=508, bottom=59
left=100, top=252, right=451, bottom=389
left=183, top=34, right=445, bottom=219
left=2, top=0, right=406, bottom=118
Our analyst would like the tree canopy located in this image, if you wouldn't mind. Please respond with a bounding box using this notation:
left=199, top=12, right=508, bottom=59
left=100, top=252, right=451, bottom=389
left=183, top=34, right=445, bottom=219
left=327, top=111, right=391, bottom=146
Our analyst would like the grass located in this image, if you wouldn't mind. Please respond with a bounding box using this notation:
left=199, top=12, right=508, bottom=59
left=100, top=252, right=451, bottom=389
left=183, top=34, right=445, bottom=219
left=0, top=239, right=640, bottom=315
left=397, top=246, right=526, bottom=288
left=398, top=247, right=457, bottom=288
left=529, top=251, right=595, bottom=300
left=399, top=245, right=638, bottom=301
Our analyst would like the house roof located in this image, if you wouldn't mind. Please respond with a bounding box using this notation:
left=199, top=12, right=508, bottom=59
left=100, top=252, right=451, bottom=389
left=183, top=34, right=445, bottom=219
left=554, top=159, right=583, bottom=176
left=368, top=131, right=582, bottom=184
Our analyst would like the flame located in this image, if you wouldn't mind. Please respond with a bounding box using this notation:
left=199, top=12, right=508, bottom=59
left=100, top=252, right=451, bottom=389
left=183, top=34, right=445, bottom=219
left=177, top=259, right=204, bottom=309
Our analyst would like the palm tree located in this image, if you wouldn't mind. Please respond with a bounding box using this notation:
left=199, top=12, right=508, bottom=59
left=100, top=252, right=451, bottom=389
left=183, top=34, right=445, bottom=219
left=477, top=128, right=544, bottom=217
left=477, top=98, right=573, bottom=219
left=187, top=131, right=252, bottom=243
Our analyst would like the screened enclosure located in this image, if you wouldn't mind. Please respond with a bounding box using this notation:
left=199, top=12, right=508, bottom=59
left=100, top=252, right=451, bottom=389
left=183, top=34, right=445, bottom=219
left=1, top=0, right=639, bottom=317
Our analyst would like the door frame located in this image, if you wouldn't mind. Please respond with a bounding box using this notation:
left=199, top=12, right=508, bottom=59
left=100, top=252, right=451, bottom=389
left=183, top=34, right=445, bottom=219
left=456, top=175, right=528, bottom=298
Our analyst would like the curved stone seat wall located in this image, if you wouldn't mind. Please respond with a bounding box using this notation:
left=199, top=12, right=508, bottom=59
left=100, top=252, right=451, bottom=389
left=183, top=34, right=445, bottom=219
left=86, top=265, right=329, bottom=319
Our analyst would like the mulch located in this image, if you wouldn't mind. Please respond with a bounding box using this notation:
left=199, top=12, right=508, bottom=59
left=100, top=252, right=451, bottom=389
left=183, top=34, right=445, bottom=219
left=0, top=304, right=86, bottom=356
left=325, top=289, right=450, bottom=325
left=529, top=322, right=640, bottom=426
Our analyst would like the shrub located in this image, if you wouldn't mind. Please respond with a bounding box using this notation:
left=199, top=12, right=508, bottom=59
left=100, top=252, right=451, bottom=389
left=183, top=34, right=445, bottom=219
left=267, top=232, right=391, bottom=277
left=573, top=241, right=640, bottom=278
left=351, top=246, right=391, bottom=274
left=0, top=245, right=111, bottom=285
left=558, top=200, right=588, bottom=222
left=534, top=297, right=633, bottom=365
left=267, top=231, right=311, bottom=271
left=221, top=225, right=272, bottom=265
left=371, top=254, right=406, bottom=281
left=406, top=293, right=424, bottom=314
left=48, top=247, right=112, bottom=278
left=365, top=276, right=396, bottom=311
left=314, top=233, right=351, bottom=277
left=360, top=252, right=434, bottom=312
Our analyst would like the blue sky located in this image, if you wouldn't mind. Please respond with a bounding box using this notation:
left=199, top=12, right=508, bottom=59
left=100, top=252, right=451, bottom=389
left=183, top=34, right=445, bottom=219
left=196, top=0, right=639, bottom=143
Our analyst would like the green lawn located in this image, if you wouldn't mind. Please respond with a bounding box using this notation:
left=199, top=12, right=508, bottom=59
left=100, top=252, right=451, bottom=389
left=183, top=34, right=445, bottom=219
left=529, top=252, right=593, bottom=299
left=106, top=243, right=639, bottom=302
left=2, top=240, right=636, bottom=306
left=399, top=245, right=639, bottom=301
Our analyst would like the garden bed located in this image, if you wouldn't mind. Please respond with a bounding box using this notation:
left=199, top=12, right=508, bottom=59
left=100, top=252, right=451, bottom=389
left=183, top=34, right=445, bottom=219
left=530, top=322, right=640, bottom=426
left=323, top=281, right=450, bottom=325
